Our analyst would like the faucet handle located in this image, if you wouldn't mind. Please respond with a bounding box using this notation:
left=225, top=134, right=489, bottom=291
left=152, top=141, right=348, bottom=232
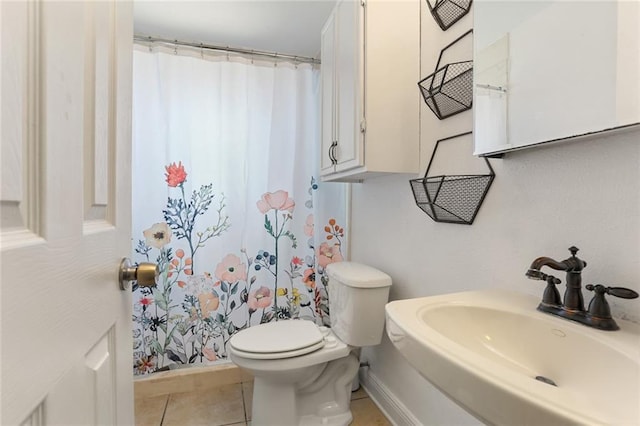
left=540, top=274, right=562, bottom=306
left=586, top=285, right=639, bottom=299
left=586, top=285, right=638, bottom=323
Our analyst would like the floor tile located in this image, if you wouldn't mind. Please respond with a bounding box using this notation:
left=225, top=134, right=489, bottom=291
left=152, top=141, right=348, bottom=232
left=350, top=397, right=391, bottom=426
left=162, top=383, right=245, bottom=426
left=242, top=381, right=253, bottom=421
left=134, top=394, right=168, bottom=426
left=351, top=386, right=368, bottom=400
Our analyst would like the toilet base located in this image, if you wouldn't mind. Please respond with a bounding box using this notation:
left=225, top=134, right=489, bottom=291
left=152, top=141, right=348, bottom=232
left=250, top=353, right=359, bottom=426
left=299, top=411, right=352, bottom=426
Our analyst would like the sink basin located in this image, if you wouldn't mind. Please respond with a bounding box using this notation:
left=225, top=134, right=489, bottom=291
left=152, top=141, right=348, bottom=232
left=385, top=289, right=640, bottom=425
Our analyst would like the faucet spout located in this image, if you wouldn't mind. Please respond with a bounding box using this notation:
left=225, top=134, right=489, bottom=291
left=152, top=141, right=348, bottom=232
left=527, top=246, right=587, bottom=274
left=527, top=257, right=570, bottom=279
left=525, top=268, right=556, bottom=281
left=526, top=246, right=587, bottom=311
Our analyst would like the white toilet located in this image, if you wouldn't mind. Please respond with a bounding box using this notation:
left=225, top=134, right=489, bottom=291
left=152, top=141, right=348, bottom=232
left=229, top=261, right=392, bottom=426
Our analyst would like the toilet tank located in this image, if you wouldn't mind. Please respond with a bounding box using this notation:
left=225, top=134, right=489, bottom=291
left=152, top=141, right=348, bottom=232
left=326, top=262, right=392, bottom=347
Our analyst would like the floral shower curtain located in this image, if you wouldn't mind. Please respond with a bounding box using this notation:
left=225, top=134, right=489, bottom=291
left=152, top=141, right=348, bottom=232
left=131, top=44, right=346, bottom=375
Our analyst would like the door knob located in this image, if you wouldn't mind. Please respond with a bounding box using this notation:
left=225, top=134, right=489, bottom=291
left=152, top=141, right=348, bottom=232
left=119, top=258, right=159, bottom=290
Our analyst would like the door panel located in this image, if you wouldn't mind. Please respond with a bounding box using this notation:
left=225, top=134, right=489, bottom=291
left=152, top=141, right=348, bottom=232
left=0, top=0, right=40, bottom=240
left=46, top=329, right=116, bottom=426
left=0, top=2, right=133, bottom=425
left=84, top=0, right=115, bottom=224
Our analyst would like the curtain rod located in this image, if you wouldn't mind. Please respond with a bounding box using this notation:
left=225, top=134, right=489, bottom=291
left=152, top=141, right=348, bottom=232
left=134, top=34, right=321, bottom=65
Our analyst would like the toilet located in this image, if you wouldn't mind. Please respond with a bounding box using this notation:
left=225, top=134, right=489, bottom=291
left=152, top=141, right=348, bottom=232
left=229, top=261, right=392, bottom=426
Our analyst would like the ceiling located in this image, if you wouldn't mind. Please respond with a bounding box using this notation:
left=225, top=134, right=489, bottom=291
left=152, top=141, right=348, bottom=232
left=133, top=1, right=336, bottom=59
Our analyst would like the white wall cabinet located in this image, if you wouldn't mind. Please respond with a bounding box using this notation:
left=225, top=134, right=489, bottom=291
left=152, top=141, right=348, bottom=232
left=473, top=0, right=640, bottom=155
left=320, top=0, right=420, bottom=182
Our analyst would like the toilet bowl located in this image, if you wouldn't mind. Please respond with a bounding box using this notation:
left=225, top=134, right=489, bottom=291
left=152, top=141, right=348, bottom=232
left=230, top=320, right=358, bottom=425
left=229, top=262, right=392, bottom=426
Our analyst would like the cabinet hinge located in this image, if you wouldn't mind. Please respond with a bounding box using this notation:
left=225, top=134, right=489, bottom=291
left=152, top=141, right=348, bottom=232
left=360, top=119, right=366, bottom=133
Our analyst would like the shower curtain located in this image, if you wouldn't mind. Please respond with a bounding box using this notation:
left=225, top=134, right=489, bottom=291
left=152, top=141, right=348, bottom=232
left=131, top=44, right=346, bottom=375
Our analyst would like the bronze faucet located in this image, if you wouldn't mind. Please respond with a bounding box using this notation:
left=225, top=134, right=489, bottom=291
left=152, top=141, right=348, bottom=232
left=526, top=246, right=638, bottom=331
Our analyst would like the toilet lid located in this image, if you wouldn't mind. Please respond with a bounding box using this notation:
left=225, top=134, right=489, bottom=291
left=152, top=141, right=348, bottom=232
left=230, top=320, right=324, bottom=357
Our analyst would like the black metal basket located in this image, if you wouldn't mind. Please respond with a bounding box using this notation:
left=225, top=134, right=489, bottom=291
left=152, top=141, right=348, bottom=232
left=419, top=30, right=473, bottom=120
left=410, top=132, right=494, bottom=225
left=426, top=0, right=473, bottom=31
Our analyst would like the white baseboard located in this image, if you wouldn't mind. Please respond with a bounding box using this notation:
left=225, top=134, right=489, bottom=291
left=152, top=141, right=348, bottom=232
left=359, top=368, right=422, bottom=426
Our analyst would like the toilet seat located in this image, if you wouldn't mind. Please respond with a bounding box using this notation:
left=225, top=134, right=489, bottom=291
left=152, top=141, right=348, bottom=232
left=229, top=320, right=328, bottom=360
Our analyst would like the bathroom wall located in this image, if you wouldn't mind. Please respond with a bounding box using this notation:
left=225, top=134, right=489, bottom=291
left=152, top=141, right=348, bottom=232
left=351, top=3, right=640, bottom=425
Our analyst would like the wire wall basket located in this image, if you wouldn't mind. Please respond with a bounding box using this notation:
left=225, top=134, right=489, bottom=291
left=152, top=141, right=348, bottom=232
left=419, top=30, right=473, bottom=120
left=410, top=132, right=494, bottom=225
left=426, top=0, right=473, bottom=31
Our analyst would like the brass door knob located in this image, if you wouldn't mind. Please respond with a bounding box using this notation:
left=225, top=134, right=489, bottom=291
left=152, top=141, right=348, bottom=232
left=119, top=258, right=159, bottom=290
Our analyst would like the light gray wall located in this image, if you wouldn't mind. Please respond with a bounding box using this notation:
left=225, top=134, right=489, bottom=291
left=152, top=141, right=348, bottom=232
left=353, top=130, right=639, bottom=424
left=350, top=3, right=640, bottom=424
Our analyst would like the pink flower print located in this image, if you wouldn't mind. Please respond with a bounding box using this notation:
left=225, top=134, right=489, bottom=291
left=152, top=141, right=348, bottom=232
left=317, top=242, right=343, bottom=268
left=198, top=293, right=220, bottom=318
left=203, top=347, right=217, bottom=362
left=135, top=355, right=157, bottom=374
left=324, top=218, right=344, bottom=241
left=248, top=286, right=273, bottom=310
left=303, top=268, right=316, bottom=289
left=214, top=254, right=247, bottom=282
left=256, top=190, right=295, bottom=214
left=184, top=258, right=193, bottom=275
left=165, top=161, right=187, bottom=187
left=292, top=256, right=304, bottom=266
left=304, top=214, right=314, bottom=237
left=139, top=296, right=154, bottom=306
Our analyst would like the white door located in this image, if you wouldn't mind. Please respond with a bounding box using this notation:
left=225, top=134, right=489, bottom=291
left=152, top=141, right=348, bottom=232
left=1, top=2, right=134, bottom=425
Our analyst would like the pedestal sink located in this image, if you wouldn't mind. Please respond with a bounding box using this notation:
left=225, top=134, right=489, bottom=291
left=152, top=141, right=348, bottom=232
left=385, top=289, right=640, bottom=425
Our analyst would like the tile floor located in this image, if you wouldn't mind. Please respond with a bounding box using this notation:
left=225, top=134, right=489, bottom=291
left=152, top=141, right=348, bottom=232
left=135, top=381, right=391, bottom=426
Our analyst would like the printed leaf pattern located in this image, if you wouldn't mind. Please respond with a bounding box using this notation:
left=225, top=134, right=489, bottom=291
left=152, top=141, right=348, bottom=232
left=132, top=168, right=342, bottom=375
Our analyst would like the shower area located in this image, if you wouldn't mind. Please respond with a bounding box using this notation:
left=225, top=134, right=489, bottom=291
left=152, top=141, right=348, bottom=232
left=130, top=40, right=347, bottom=376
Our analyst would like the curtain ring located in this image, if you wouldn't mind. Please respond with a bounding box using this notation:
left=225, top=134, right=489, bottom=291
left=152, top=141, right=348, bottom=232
left=200, top=43, right=204, bottom=59
left=274, top=53, right=278, bottom=67
left=250, top=50, right=254, bottom=65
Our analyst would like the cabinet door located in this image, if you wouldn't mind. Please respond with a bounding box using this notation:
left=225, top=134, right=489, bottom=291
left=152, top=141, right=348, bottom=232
left=335, top=0, right=363, bottom=172
left=320, top=10, right=336, bottom=176
left=474, top=0, right=640, bottom=155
